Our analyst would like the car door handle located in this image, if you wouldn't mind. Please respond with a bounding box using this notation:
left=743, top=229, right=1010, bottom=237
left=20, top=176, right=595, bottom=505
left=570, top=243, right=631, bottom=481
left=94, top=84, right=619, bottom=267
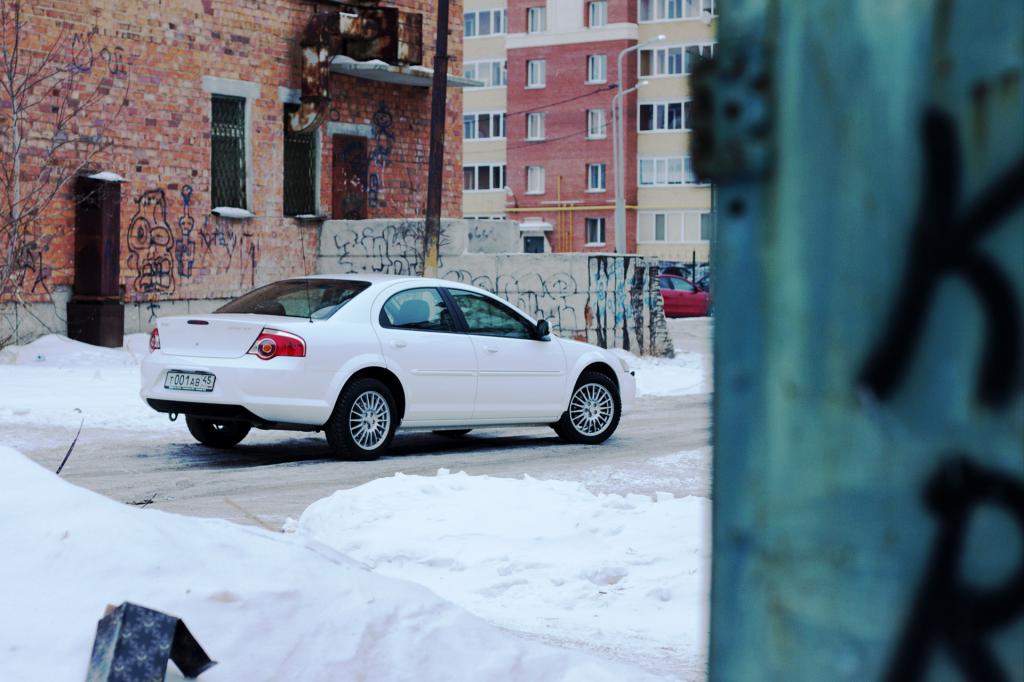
left=483, top=345, right=498, bottom=353
left=390, top=339, right=407, bottom=348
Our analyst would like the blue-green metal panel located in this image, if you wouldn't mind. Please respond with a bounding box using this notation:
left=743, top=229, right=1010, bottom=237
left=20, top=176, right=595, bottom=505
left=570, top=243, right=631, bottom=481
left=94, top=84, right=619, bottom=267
left=708, top=1, right=1023, bottom=679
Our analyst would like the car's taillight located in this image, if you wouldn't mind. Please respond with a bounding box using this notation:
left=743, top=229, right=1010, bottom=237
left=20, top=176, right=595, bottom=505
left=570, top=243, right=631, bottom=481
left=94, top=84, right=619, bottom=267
left=247, top=328, right=306, bottom=360
left=149, top=327, right=160, bottom=352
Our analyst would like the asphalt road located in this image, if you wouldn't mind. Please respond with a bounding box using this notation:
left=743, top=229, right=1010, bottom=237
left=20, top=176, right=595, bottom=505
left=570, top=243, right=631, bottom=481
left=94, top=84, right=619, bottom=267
left=13, top=319, right=712, bottom=529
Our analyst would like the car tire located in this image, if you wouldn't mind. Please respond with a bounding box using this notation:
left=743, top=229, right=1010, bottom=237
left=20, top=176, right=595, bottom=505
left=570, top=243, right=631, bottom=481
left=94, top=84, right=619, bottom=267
left=185, top=416, right=252, bottom=449
left=552, top=371, right=621, bottom=444
left=432, top=429, right=472, bottom=438
left=325, top=378, right=398, bottom=460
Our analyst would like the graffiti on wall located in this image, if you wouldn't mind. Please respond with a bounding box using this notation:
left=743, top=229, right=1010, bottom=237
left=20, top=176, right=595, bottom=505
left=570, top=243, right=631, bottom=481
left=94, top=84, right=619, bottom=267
left=323, top=220, right=674, bottom=355
left=197, top=215, right=260, bottom=289
left=126, top=190, right=175, bottom=294
left=175, top=185, right=197, bottom=279
left=443, top=269, right=586, bottom=337
left=586, top=256, right=667, bottom=355
left=368, top=102, right=395, bottom=209
left=5, top=237, right=53, bottom=295
left=858, top=110, right=1024, bottom=681
left=69, top=30, right=128, bottom=78
left=332, top=220, right=448, bottom=276
left=127, top=184, right=260, bottom=295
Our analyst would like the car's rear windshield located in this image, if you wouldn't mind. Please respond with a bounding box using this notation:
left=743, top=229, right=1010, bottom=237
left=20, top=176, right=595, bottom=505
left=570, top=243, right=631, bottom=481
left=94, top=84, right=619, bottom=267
left=216, top=279, right=370, bottom=320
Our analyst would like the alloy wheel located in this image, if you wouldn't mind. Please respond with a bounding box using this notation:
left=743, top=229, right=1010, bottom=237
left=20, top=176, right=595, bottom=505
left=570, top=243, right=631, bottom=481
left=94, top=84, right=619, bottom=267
left=348, top=390, right=391, bottom=450
left=568, top=383, right=615, bottom=436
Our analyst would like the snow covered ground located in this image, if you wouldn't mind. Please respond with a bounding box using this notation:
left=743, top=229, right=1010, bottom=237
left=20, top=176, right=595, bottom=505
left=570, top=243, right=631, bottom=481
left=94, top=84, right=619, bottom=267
left=289, top=470, right=710, bottom=677
left=0, top=321, right=712, bottom=679
left=0, top=447, right=667, bottom=681
left=0, top=334, right=174, bottom=433
left=613, top=348, right=706, bottom=397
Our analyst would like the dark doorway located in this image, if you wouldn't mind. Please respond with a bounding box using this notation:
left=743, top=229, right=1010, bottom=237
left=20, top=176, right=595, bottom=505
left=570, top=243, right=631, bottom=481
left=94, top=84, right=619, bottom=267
left=67, top=176, right=124, bottom=347
left=331, top=134, right=369, bottom=219
left=523, top=236, right=545, bottom=253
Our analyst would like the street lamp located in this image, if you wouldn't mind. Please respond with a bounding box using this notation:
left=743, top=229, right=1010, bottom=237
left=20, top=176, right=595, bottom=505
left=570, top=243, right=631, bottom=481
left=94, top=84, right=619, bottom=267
left=613, top=34, right=665, bottom=253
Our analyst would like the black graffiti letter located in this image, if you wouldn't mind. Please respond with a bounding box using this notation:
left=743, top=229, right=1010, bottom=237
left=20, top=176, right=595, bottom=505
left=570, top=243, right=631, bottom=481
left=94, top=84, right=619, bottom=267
left=885, top=457, right=1024, bottom=682
left=859, top=110, right=1024, bottom=408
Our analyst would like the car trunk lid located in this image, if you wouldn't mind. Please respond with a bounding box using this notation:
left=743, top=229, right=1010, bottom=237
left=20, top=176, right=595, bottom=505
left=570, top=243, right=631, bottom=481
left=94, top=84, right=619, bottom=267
left=157, top=315, right=297, bottom=358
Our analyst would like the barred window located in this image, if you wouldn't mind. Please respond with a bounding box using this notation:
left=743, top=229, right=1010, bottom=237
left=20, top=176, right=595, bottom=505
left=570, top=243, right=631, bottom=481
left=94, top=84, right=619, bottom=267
left=283, top=105, right=317, bottom=216
left=211, top=95, right=247, bottom=209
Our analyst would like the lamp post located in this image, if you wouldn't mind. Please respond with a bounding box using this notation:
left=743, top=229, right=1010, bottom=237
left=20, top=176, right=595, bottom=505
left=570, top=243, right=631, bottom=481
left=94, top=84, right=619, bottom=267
left=613, top=35, right=665, bottom=253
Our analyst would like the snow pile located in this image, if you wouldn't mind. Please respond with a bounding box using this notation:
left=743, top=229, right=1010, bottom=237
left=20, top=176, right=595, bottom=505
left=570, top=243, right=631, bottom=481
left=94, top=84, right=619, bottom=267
left=291, top=470, right=710, bottom=676
left=0, top=447, right=662, bottom=682
left=613, top=349, right=707, bottom=397
left=0, top=333, right=150, bottom=367
left=0, top=334, right=167, bottom=432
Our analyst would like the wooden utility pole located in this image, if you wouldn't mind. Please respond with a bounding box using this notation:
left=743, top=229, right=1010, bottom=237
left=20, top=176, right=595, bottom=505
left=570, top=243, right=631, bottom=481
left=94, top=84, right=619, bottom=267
left=422, top=0, right=450, bottom=278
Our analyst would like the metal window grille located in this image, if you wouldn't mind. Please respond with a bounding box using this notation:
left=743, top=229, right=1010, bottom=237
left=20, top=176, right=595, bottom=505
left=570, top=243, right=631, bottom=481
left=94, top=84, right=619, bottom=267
left=211, top=95, right=246, bottom=209
left=283, top=106, right=317, bottom=216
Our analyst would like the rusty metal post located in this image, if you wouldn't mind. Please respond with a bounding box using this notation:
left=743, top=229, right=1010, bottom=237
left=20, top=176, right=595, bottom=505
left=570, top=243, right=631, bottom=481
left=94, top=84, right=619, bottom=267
left=422, top=0, right=450, bottom=278
left=67, top=175, right=124, bottom=348
left=698, top=2, right=1024, bottom=680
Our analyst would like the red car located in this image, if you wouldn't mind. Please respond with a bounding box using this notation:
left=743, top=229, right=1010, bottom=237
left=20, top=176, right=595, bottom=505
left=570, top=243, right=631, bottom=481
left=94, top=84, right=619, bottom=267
left=659, top=274, right=710, bottom=317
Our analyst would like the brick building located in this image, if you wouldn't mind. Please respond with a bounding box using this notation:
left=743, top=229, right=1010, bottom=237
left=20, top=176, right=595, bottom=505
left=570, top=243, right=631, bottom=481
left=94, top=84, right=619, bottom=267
left=1, top=0, right=467, bottom=328
left=461, top=0, right=716, bottom=261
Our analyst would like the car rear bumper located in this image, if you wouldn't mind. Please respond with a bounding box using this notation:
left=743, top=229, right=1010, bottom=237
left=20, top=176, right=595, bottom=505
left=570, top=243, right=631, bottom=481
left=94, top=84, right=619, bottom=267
left=140, top=352, right=334, bottom=425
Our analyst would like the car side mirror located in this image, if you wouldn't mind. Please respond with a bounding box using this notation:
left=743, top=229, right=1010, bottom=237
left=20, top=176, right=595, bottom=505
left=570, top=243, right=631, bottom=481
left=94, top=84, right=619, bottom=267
left=535, top=319, right=550, bottom=339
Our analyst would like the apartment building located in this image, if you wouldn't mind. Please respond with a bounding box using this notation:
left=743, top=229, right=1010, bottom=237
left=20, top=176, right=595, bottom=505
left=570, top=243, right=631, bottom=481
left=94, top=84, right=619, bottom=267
left=461, top=0, right=716, bottom=262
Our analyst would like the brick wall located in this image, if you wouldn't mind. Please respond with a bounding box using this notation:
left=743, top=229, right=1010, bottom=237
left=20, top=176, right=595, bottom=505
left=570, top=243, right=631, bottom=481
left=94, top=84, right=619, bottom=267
left=4, top=0, right=463, bottom=306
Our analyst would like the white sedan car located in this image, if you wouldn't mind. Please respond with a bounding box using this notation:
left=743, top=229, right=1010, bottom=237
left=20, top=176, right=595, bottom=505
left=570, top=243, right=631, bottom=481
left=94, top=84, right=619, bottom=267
left=141, top=275, right=635, bottom=460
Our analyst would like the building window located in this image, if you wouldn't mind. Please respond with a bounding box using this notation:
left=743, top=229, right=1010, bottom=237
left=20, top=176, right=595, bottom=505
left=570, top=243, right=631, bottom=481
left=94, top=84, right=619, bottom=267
left=654, top=213, right=667, bottom=240
left=527, top=59, right=546, bottom=88
left=638, top=211, right=711, bottom=242
left=639, top=45, right=689, bottom=77
left=463, top=163, right=507, bottom=191
left=585, top=217, right=606, bottom=245
left=283, top=106, right=317, bottom=216
left=638, top=101, right=691, bottom=131
left=640, top=0, right=715, bottom=21
left=586, top=54, right=607, bottom=83
left=587, top=163, right=606, bottom=191
left=588, top=1, right=608, bottom=27
left=523, top=235, right=545, bottom=253
left=684, top=44, right=715, bottom=73
left=638, top=156, right=700, bottom=186
left=700, top=212, right=716, bottom=241
left=527, top=6, right=547, bottom=33
left=526, top=165, right=545, bottom=194
left=464, top=112, right=506, bottom=140
left=586, top=109, right=606, bottom=138
left=211, top=94, right=247, bottom=209
left=464, top=60, right=507, bottom=87
left=526, top=112, right=545, bottom=140
left=465, top=9, right=507, bottom=38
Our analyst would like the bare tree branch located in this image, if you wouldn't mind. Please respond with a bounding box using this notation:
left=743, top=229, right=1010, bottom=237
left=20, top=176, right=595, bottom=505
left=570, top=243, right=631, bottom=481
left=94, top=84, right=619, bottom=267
left=0, top=1, right=130, bottom=307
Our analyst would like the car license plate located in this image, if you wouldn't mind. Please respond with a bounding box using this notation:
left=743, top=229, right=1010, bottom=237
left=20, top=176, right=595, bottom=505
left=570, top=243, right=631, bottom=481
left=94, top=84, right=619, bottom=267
left=164, top=371, right=216, bottom=392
